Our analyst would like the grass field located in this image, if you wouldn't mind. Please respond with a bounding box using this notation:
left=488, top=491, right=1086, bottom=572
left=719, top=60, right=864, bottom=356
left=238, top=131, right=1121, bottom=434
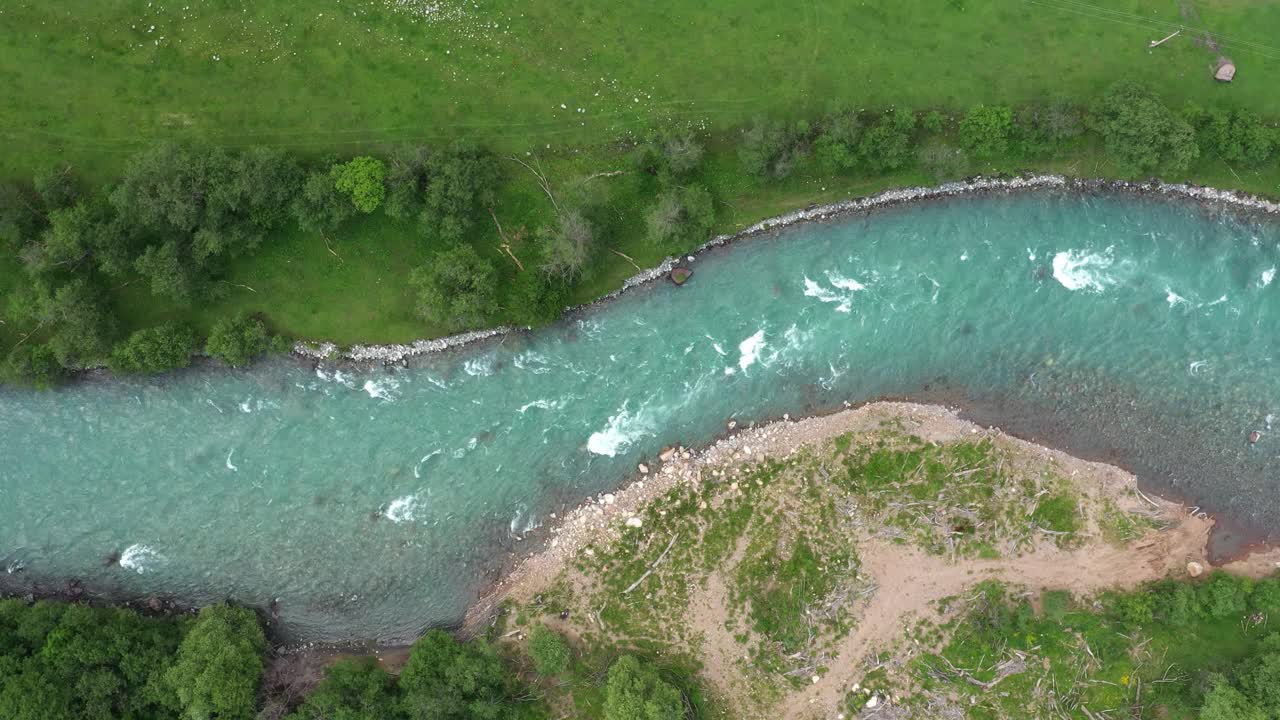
left=4, top=0, right=1280, bottom=349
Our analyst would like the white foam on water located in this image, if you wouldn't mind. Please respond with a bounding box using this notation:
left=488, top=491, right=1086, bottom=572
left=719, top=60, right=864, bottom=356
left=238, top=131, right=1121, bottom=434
left=1027, top=248, right=1037, bottom=262
left=518, top=399, right=564, bottom=413
left=1205, top=295, right=1228, bottom=307
left=463, top=358, right=494, bottom=377
left=1051, top=248, right=1116, bottom=292
left=315, top=367, right=357, bottom=388
left=513, top=351, right=551, bottom=374
left=120, top=544, right=161, bottom=574
left=413, top=450, right=442, bottom=479
left=1165, top=288, right=1189, bottom=308
left=362, top=377, right=401, bottom=401
left=737, top=330, right=766, bottom=372
left=384, top=494, right=421, bottom=523
left=1262, top=267, right=1276, bottom=288
left=509, top=506, right=540, bottom=535
left=239, top=398, right=253, bottom=413
left=587, top=402, right=653, bottom=457
left=803, top=270, right=867, bottom=312
left=225, top=449, right=238, bottom=472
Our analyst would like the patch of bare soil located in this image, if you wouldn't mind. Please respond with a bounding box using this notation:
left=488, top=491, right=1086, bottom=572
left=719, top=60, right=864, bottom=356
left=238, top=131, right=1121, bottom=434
left=469, top=402, right=1279, bottom=719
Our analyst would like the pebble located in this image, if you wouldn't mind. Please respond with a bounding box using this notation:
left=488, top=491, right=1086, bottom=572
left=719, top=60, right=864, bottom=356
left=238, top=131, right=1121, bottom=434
left=638, top=464, right=649, bottom=475
left=625, top=517, right=643, bottom=528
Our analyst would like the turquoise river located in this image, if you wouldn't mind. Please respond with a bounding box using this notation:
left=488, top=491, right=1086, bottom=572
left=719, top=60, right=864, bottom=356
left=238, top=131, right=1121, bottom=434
left=3, top=190, right=1280, bottom=643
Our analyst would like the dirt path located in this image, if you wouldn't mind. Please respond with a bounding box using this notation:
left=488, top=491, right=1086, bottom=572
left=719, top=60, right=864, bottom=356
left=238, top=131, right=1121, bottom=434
left=784, top=515, right=1213, bottom=719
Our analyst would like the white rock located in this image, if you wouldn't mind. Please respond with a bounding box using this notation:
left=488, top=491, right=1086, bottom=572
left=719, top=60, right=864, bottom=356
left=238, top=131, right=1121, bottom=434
left=810, top=675, right=820, bottom=684
left=625, top=517, right=643, bottom=528
left=866, top=696, right=879, bottom=709
left=1187, top=561, right=1204, bottom=577
left=602, top=494, right=616, bottom=505
left=638, top=463, right=649, bottom=474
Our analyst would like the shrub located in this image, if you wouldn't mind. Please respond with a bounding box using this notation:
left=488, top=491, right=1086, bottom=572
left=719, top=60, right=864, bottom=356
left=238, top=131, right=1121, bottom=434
left=164, top=604, right=266, bottom=720
left=634, top=127, right=706, bottom=182
left=1041, top=590, right=1071, bottom=622
left=1250, top=578, right=1280, bottom=617
left=604, top=655, right=684, bottom=720
left=527, top=625, right=571, bottom=676
left=1200, top=680, right=1266, bottom=720
left=506, top=271, right=570, bottom=328
left=205, top=313, right=271, bottom=368
left=398, top=630, right=530, bottom=720
left=1091, top=81, right=1198, bottom=174
left=1155, top=580, right=1202, bottom=626
left=739, top=118, right=809, bottom=179
left=858, top=109, right=916, bottom=172
left=922, top=110, right=945, bottom=133
left=331, top=157, right=387, bottom=213
left=1187, top=107, right=1276, bottom=166
left=287, top=658, right=402, bottom=720
left=814, top=108, right=864, bottom=173
left=1199, top=571, right=1248, bottom=619
left=959, top=104, right=1014, bottom=158
left=409, top=245, right=498, bottom=331
left=644, top=185, right=715, bottom=251
left=2, top=343, right=66, bottom=389
left=1107, top=590, right=1154, bottom=626
left=109, top=322, right=197, bottom=374
left=540, top=208, right=595, bottom=280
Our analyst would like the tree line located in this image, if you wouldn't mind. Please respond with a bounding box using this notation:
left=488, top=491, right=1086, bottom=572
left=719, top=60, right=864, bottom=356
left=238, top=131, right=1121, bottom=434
left=3, top=80, right=1277, bottom=387
left=0, top=596, right=693, bottom=720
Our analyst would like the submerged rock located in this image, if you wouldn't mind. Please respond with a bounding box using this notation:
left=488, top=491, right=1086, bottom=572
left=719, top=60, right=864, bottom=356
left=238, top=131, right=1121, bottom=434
left=669, top=266, right=693, bottom=285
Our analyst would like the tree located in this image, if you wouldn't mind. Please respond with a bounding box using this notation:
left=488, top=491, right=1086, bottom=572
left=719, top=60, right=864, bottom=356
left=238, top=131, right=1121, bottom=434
left=1187, top=107, right=1275, bottom=166
left=505, top=271, right=570, bottom=328
left=135, top=240, right=199, bottom=301
left=419, top=141, right=500, bottom=243
left=288, top=659, right=402, bottom=720
left=398, top=630, right=527, bottom=720
left=540, top=208, right=594, bottom=280
left=293, top=169, right=354, bottom=234
left=1200, top=680, right=1266, bottom=720
left=331, top=157, right=387, bottom=214
left=384, top=146, right=433, bottom=220
left=205, top=313, right=271, bottom=367
left=958, top=104, right=1014, bottom=158
left=526, top=626, right=570, bottom=677
left=1091, top=81, right=1198, bottom=174
left=2, top=343, right=66, bottom=389
left=739, top=119, right=809, bottom=179
left=110, top=322, right=197, bottom=374
left=814, top=108, right=864, bottom=173
left=644, top=185, right=715, bottom=251
left=634, top=127, right=705, bottom=182
left=858, top=109, right=916, bottom=172
left=164, top=604, right=266, bottom=720
left=409, top=245, right=498, bottom=331
left=603, top=655, right=684, bottom=720
left=6, top=277, right=118, bottom=367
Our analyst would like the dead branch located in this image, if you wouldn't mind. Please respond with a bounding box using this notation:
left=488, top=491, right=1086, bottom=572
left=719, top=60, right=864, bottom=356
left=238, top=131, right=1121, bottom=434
left=319, top=231, right=343, bottom=263
left=623, top=533, right=679, bottom=594
left=219, top=280, right=258, bottom=294
left=508, top=155, right=560, bottom=214
left=610, top=248, right=643, bottom=272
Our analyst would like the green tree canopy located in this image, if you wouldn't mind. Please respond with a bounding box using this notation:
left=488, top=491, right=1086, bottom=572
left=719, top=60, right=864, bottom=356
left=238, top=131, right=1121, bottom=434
left=331, top=157, right=387, bottom=214
left=287, top=658, right=402, bottom=720
left=526, top=625, right=571, bottom=677
left=858, top=109, right=916, bottom=172
left=1091, top=81, right=1199, bottom=174
left=398, top=629, right=523, bottom=720
left=603, top=655, right=685, bottom=720
left=110, top=322, right=198, bottom=375
left=205, top=312, right=272, bottom=368
left=958, top=104, right=1014, bottom=158
left=164, top=604, right=266, bottom=720
left=409, top=245, right=498, bottom=331
left=644, top=185, right=715, bottom=251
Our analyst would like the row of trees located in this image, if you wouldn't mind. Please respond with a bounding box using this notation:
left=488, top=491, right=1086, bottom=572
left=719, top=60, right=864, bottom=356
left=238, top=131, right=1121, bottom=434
left=4, top=81, right=1276, bottom=386
left=0, top=597, right=691, bottom=720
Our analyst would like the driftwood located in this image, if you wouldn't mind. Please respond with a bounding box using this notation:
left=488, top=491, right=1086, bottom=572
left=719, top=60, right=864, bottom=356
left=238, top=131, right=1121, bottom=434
left=610, top=248, right=643, bottom=272
left=507, top=155, right=560, bottom=214
left=622, top=533, right=679, bottom=594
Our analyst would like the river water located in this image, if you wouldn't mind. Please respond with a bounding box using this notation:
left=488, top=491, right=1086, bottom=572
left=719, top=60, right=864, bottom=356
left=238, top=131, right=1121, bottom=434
left=3, top=190, right=1279, bottom=643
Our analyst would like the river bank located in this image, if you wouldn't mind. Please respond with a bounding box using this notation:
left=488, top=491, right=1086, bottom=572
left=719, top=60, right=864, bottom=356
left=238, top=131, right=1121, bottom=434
left=471, top=401, right=1280, bottom=718
left=293, top=175, right=1280, bottom=367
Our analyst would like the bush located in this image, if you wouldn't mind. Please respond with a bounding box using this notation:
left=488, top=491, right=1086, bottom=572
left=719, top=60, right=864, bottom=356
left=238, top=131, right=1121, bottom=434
left=813, top=108, right=864, bottom=173
left=644, top=185, right=715, bottom=251
left=409, top=244, right=498, bottom=331
left=1018, top=100, right=1084, bottom=156
left=1108, top=589, right=1155, bottom=626
left=398, top=629, right=530, bottom=720
left=505, top=271, right=570, bottom=328
left=1154, top=580, right=1202, bottom=626
left=922, top=110, right=945, bottom=133
left=540, top=208, right=595, bottom=280
left=1187, top=107, right=1276, bottom=166
left=2, top=343, right=66, bottom=388
left=604, top=655, right=685, bottom=720
left=634, top=127, right=706, bottom=182
left=527, top=626, right=571, bottom=676
left=739, top=118, right=809, bottom=179
left=858, top=109, right=916, bottom=172
left=1091, top=81, right=1198, bottom=174
left=164, top=604, right=266, bottom=720
left=331, top=156, right=387, bottom=213
left=1200, top=680, right=1266, bottom=720
left=959, top=104, right=1014, bottom=158
left=205, top=313, right=271, bottom=368
left=1199, top=571, right=1248, bottom=619
left=1041, top=590, right=1071, bottom=622
left=109, top=322, right=197, bottom=374
left=287, top=658, right=402, bottom=720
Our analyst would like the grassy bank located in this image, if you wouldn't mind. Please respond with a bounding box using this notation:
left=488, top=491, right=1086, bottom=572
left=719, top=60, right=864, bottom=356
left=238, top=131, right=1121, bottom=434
left=4, top=1, right=1280, bottom=382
